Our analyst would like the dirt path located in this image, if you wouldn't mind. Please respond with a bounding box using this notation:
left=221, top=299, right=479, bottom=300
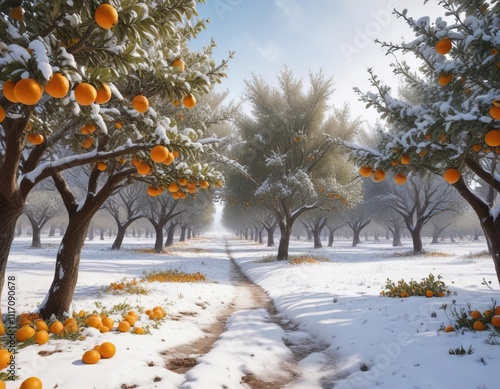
left=162, top=237, right=336, bottom=388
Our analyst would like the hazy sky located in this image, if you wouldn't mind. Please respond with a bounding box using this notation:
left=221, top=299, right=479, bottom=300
left=191, top=0, right=445, bottom=128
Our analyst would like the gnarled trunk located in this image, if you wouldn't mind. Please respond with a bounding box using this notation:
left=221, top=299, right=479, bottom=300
left=266, top=227, right=275, bottom=247
left=153, top=225, right=163, bottom=253
left=277, top=225, right=291, bottom=261
left=111, top=227, right=126, bottom=250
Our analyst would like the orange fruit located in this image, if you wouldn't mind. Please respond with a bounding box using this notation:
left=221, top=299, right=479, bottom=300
left=470, top=310, right=482, bottom=320
left=74, top=83, right=97, bottom=106
left=391, top=160, right=399, bottom=166
left=94, top=82, right=112, bottom=104
left=97, top=162, right=107, bottom=171
left=85, top=315, right=102, bottom=329
left=172, top=59, right=185, bottom=72
left=145, top=310, right=155, bottom=320
left=0, top=321, right=4, bottom=336
left=371, top=170, right=386, bottom=182
left=123, top=315, right=137, bottom=326
left=19, top=318, right=33, bottom=327
left=150, top=145, right=169, bottom=163
left=435, top=38, right=452, bottom=55
left=34, top=320, right=49, bottom=332
left=183, top=93, right=196, bottom=109
left=358, top=166, right=372, bottom=177
left=14, top=78, right=43, bottom=105
left=27, top=133, right=44, bottom=145
left=172, top=150, right=180, bottom=158
left=0, top=381, right=4, bottom=389
left=168, top=182, right=179, bottom=193
left=3, top=80, right=19, bottom=103
left=98, top=342, right=116, bottom=359
left=147, top=186, right=163, bottom=197
left=0, top=106, right=5, bottom=122
left=16, top=325, right=35, bottom=342
left=438, top=73, right=453, bottom=86
left=127, top=311, right=139, bottom=319
left=136, top=162, right=151, bottom=175
left=444, top=325, right=455, bottom=333
left=64, top=323, right=79, bottom=334
left=81, top=137, right=94, bottom=149
left=35, top=330, right=49, bottom=345
left=19, top=377, right=43, bottom=389
left=173, top=99, right=180, bottom=106
left=178, top=178, right=188, bottom=186
left=100, top=326, right=109, bottom=333
left=10, top=6, right=24, bottom=20
left=485, top=129, right=500, bottom=146
left=491, top=315, right=500, bottom=329
left=472, top=144, right=482, bottom=152
left=114, top=121, right=123, bottom=129
left=102, top=317, right=114, bottom=329
left=95, top=4, right=118, bottom=29
left=82, top=349, right=101, bottom=364
left=163, top=152, right=175, bottom=165
left=49, top=321, right=64, bottom=334
left=45, top=73, right=70, bottom=98
left=418, top=150, right=427, bottom=157
left=132, top=154, right=142, bottom=167
left=153, top=306, right=165, bottom=318
left=495, top=306, right=500, bottom=315
left=63, top=318, right=77, bottom=327
left=117, top=321, right=131, bottom=332
left=133, top=327, right=145, bottom=335
left=400, top=154, right=410, bottom=165
left=443, top=168, right=460, bottom=184
left=132, top=95, right=149, bottom=113
left=493, top=100, right=500, bottom=108
left=0, top=349, right=12, bottom=370
left=490, top=105, right=500, bottom=120
left=425, top=290, right=433, bottom=298
left=199, top=180, right=209, bottom=189
left=472, top=321, right=485, bottom=331
left=393, top=173, right=407, bottom=185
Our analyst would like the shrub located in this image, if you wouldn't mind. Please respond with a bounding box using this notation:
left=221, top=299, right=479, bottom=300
left=142, top=269, right=206, bottom=283
left=380, top=273, right=450, bottom=298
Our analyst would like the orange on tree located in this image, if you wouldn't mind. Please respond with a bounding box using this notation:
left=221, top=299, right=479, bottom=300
left=132, top=95, right=149, bottom=113
left=2, top=80, right=19, bottom=103
left=443, top=168, right=461, bottom=184
left=147, top=186, right=163, bottom=197
left=95, top=4, right=119, bottom=29
left=172, top=59, right=185, bottom=72
left=131, top=154, right=142, bottom=167
left=0, top=106, right=5, bottom=122
left=0, top=349, right=12, bottom=370
left=81, top=137, right=94, bottom=149
left=136, top=162, right=151, bottom=175
left=114, top=121, right=123, bottom=129
left=74, top=83, right=97, bottom=106
left=94, top=82, right=112, bottom=104
left=16, top=325, right=35, bottom=342
left=490, top=105, right=500, bottom=120
left=14, top=78, right=43, bottom=105
left=472, top=320, right=485, bottom=331
left=97, top=162, right=107, bottom=171
left=425, top=290, right=433, bottom=298
left=371, top=169, right=386, bottom=182
left=183, top=93, right=197, bottom=109
left=435, top=37, right=452, bottom=55
left=168, top=182, right=179, bottom=193
left=35, top=330, right=49, bottom=345
left=472, top=144, right=482, bottom=152
left=98, top=342, right=116, bottom=359
left=172, top=150, right=180, bottom=158
left=10, top=5, right=24, bottom=20
left=394, top=173, right=407, bottom=185
left=82, top=349, right=101, bottom=364
left=178, top=178, right=188, bottom=186
left=485, top=129, right=500, bottom=146
left=150, top=145, right=169, bottom=163
left=163, top=152, right=175, bottom=165
left=358, top=166, right=372, bottom=177
left=199, top=180, right=209, bottom=189
left=400, top=154, right=410, bottom=165
left=438, top=73, right=453, bottom=86
left=173, top=99, right=180, bottom=106
left=44, top=73, right=70, bottom=98
left=27, top=133, right=44, bottom=146
left=117, top=320, right=131, bottom=332
left=49, top=321, right=64, bottom=334
left=19, top=377, right=43, bottom=389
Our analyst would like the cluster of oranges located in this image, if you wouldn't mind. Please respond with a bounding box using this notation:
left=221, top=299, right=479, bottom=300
left=82, top=341, right=116, bottom=365
left=445, top=306, right=500, bottom=333
left=145, top=306, right=167, bottom=321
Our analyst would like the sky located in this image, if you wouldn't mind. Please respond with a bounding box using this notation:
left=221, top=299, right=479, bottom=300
left=191, top=0, right=445, bottom=130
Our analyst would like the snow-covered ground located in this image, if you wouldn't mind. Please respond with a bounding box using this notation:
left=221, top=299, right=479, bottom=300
left=2, top=234, right=499, bottom=388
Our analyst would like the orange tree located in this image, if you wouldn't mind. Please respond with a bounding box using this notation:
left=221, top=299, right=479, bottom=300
left=0, top=0, right=228, bottom=315
left=336, top=0, right=500, bottom=283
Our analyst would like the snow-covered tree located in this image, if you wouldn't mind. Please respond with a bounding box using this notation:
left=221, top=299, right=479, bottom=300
left=1, top=1, right=228, bottom=316
left=24, top=188, right=62, bottom=248
left=233, top=70, right=361, bottom=260
left=338, top=1, right=500, bottom=283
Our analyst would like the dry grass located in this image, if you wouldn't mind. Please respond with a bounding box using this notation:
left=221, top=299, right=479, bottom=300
left=142, top=269, right=206, bottom=283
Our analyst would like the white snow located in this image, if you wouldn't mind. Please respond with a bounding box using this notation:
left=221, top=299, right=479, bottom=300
left=2, top=234, right=499, bottom=388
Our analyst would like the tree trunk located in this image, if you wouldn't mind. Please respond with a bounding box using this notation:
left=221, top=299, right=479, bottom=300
left=111, top=227, right=126, bottom=250
left=254, top=226, right=259, bottom=242
left=29, top=218, right=43, bottom=249
left=410, top=227, right=424, bottom=253
left=88, top=227, right=94, bottom=241
left=59, top=223, right=65, bottom=236
left=277, top=225, right=291, bottom=261
left=352, top=229, right=361, bottom=247
left=154, top=226, right=163, bottom=253
left=266, top=227, right=275, bottom=247
left=313, top=228, right=322, bottom=249
left=49, top=225, right=56, bottom=237
left=165, top=224, right=176, bottom=247
left=392, top=226, right=402, bottom=247
left=38, top=215, right=90, bottom=318
left=431, top=235, right=439, bottom=244
left=100, top=229, right=105, bottom=241
left=187, top=226, right=192, bottom=239
left=258, top=228, right=263, bottom=244
left=16, top=224, right=22, bottom=236
left=306, top=228, right=312, bottom=241
left=179, top=225, right=187, bottom=242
